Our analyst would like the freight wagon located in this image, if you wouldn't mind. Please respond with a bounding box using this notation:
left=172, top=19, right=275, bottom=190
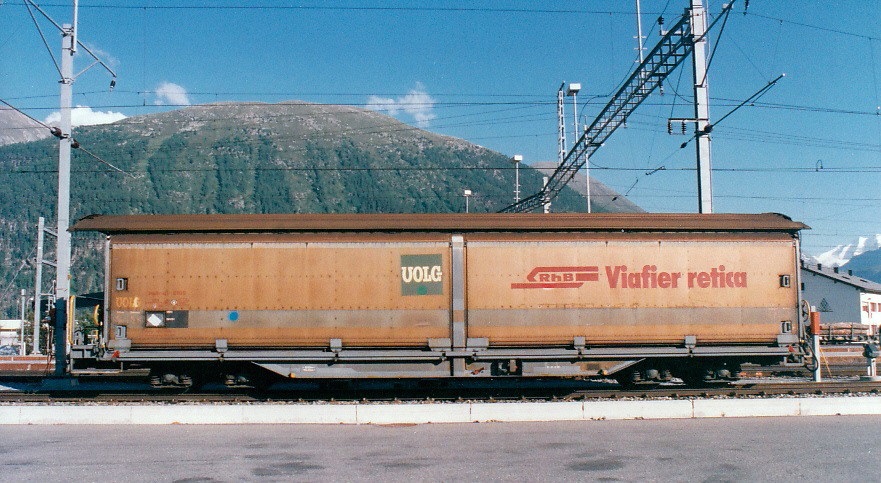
left=70, top=213, right=808, bottom=387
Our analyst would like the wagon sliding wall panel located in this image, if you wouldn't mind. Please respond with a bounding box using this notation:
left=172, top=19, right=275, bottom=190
left=465, top=233, right=799, bottom=347
left=108, top=234, right=452, bottom=348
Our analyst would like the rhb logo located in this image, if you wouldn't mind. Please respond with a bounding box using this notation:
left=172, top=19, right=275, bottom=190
left=511, top=266, right=599, bottom=289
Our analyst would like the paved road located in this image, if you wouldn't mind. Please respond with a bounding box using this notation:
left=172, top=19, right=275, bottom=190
left=0, top=415, right=878, bottom=481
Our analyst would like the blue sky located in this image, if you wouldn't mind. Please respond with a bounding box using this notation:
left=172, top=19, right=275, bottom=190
left=1, top=1, right=879, bottom=257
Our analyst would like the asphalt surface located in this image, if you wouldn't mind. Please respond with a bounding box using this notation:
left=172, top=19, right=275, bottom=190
left=0, top=415, right=879, bottom=481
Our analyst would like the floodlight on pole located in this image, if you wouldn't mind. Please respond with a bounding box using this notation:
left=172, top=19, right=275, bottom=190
left=511, top=155, right=522, bottom=203
left=566, top=83, right=591, bottom=213
left=463, top=189, right=472, bottom=213
left=566, top=83, right=581, bottom=144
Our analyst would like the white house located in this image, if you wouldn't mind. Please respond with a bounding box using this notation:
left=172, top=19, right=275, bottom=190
left=801, top=261, right=881, bottom=329
left=0, top=319, right=23, bottom=348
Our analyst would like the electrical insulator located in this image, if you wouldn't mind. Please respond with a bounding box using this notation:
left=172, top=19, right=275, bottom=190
left=681, top=122, right=687, bottom=134
left=667, top=121, right=673, bottom=134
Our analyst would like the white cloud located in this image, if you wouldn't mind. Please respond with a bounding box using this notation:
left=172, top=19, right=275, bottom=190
left=154, top=82, right=191, bottom=106
left=44, top=105, right=127, bottom=127
left=365, top=96, right=401, bottom=116
left=365, top=82, right=436, bottom=128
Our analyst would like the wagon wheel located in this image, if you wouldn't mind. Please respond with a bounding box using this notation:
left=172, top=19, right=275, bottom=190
left=801, top=299, right=812, bottom=333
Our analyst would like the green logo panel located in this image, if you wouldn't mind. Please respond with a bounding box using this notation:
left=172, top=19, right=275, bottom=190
left=400, top=254, right=443, bottom=296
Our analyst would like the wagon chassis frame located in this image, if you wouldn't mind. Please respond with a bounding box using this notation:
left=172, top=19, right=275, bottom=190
left=74, top=338, right=798, bottom=379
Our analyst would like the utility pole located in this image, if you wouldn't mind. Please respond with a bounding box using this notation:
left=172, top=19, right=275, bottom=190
left=19, top=290, right=26, bottom=356
left=690, top=0, right=713, bottom=213
left=54, top=22, right=75, bottom=376
left=25, top=0, right=116, bottom=374
left=542, top=177, right=551, bottom=214
left=511, top=155, right=522, bottom=203
left=635, top=0, right=646, bottom=63
left=33, top=218, right=44, bottom=355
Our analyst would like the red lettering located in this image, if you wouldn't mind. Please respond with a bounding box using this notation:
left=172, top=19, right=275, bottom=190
left=688, top=271, right=712, bottom=288
left=627, top=272, right=641, bottom=288
left=658, top=272, right=671, bottom=288
left=697, top=272, right=711, bottom=288
left=606, top=266, right=625, bottom=288
left=600, top=265, right=750, bottom=290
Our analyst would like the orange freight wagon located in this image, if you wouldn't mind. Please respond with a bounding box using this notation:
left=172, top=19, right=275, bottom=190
left=71, top=213, right=807, bottom=386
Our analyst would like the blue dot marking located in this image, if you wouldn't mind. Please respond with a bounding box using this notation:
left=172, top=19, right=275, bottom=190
left=228, top=311, right=239, bottom=322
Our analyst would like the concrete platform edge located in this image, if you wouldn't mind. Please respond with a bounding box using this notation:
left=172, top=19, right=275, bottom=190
left=0, top=397, right=879, bottom=425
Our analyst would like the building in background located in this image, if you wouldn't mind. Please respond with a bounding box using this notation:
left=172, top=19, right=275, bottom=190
left=801, top=261, right=881, bottom=338
left=0, top=319, right=23, bottom=353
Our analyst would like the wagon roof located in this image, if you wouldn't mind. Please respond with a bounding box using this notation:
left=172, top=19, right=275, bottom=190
left=71, top=212, right=808, bottom=235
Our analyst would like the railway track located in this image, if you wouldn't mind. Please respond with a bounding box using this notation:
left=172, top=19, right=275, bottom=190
left=0, top=379, right=878, bottom=405
left=1, top=351, right=877, bottom=405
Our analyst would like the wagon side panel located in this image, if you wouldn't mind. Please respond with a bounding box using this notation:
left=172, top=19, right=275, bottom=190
left=465, top=234, right=799, bottom=347
left=108, top=236, right=451, bottom=348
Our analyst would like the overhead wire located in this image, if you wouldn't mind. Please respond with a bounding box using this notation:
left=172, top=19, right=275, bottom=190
left=7, top=91, right=881, bottom=119
left=0, top=246, right=37, bottom=304
left=23, top=0, right=62, bottom=78
left=676, top=74, right=784, bottom=150
left=744, top=11, right=880, bottom=42
left=6, top=2, right=662, bottom=15
left=699, top=3, right=733, bottom=87
left=5, top=4, right=878, bottom=183
left=1, top=97, right=132, bottom=177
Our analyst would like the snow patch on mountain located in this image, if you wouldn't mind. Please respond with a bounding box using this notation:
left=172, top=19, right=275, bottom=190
left=813, top=234, right=881, bottom=267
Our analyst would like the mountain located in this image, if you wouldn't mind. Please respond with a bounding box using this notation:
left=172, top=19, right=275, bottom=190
left=0, top=101, right=627, bottom=315
left=813, top=234, right=881, bottom=268
left=532, top=161, right=644, bottom=213
left=0, top=106, right=51, bottom=146
left=842, top=248, right=881, bottom=284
